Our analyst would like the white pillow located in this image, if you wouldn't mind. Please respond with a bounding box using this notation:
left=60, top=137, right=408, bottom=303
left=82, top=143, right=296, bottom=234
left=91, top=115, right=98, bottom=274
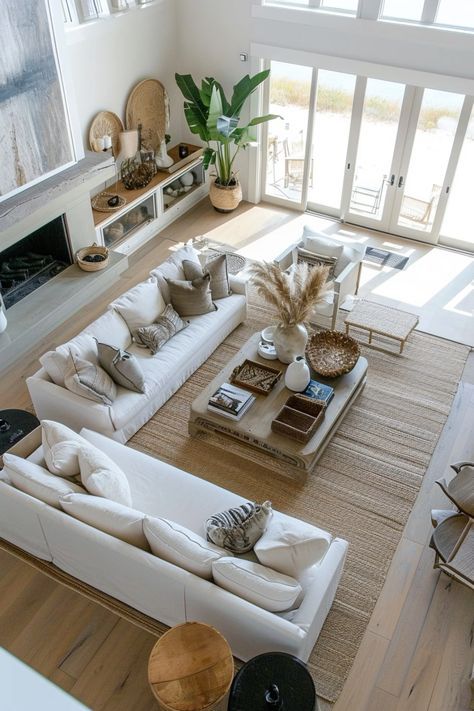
left=212, top=557, right=302, bottom=612
left=112, top=279, right=166, bottom=338
left=59, top=493, right=147, bottom=549
left=85, top=309, right=132, bottom=351
left=254, top=515, right=332, bottom=577
left=79, top=445, right=132, bottom=506
left=3, top=453, right=85, bottom=508
left=143, top=516, right=229, bottom=579
left=42, top=420, right=89, bottom=478
left=39, top=350, right=70, bottom=387
left=302, top=227, right=344, bottom=261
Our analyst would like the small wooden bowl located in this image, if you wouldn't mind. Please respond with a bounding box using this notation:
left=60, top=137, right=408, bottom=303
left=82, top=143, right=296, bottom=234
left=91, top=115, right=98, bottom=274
left=306, top=330, right=360, bottom=378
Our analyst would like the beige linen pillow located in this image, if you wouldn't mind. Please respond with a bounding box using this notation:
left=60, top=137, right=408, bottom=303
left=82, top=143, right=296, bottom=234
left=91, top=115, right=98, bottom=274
left=182, top=254, right=231, bottom=300
left=135, top=304, right=188, bottom=355
left=79, top=445, right=132, bottom=506
left=96, top=342, right=145, bottom=393
left=64, top=355, right=117, bottom=405
left=166, top=274, right=216, bottom=317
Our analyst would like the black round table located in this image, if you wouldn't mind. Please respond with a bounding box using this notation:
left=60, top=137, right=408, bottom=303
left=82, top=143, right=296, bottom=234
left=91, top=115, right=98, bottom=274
left=227, top=652, right=317, bottom=711
left=0, top=409, right=40, bottom=455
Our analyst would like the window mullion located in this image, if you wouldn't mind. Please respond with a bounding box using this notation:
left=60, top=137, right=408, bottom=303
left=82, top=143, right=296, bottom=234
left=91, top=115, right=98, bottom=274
left=309, top=0, right=322, bottom=8
left=421, top=0, right=439, bottom=24
left=357, top=0, right=383, bottom=20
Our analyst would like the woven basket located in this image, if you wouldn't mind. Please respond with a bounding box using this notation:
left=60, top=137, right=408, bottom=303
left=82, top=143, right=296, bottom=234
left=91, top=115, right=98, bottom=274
left=76, top=244, right=109, bottom=272
left=272, top=394, right=326, bottom=443
left=209, top=180, right=242, bottom=213
left=306, top=330, right=360, bottom=378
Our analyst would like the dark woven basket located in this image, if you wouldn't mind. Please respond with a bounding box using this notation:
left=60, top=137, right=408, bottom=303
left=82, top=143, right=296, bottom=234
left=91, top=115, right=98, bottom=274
left=306, top=330, right=360, bottom=378
left=272, top=394, right=326, bottom=443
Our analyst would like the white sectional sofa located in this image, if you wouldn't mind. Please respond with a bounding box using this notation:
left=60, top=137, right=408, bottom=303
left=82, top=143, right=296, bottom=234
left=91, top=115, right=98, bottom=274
left=0, top=427, right=348, bottom=662
left=26, top=245, right=247, bottom=442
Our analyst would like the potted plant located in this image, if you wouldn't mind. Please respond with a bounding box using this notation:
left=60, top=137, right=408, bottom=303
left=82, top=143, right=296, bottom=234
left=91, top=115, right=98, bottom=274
left=175, top=70, right=280, bottom=212
left=249, top=261, right=331, bottom=363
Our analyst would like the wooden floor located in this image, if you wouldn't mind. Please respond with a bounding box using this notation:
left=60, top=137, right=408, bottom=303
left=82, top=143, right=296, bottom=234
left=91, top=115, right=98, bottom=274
left=0, top=200, right=473, bottom=711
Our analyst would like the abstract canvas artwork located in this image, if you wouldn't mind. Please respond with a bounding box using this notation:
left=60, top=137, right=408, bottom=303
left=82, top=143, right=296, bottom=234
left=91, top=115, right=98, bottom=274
left=0, top=0, right=74, bottom=200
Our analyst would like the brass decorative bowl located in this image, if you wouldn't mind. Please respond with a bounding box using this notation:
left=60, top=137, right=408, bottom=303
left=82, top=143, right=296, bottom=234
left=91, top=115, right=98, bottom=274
left=306, top=330, right=360, bottom=378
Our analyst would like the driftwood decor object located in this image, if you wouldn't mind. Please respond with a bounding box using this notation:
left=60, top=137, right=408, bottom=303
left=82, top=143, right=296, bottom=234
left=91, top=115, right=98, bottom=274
left=125, top=79, right=169, bottom=152
left=306, top=331, right=360, bottom=378
left=89, top=111, right=124, bottom=156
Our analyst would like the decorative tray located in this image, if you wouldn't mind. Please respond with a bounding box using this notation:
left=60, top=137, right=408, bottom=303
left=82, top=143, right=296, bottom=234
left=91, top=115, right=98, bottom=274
left=89, top=110, right=124, bottom=156
left=272, top=394, right=326, bottom=443
left=126, top=78, right=169, bottom=152
left=231, top=359, right=282, bottom=395
left=91, top=191, right=126, bottom=213
left=306, top=330, right=360, bottom=378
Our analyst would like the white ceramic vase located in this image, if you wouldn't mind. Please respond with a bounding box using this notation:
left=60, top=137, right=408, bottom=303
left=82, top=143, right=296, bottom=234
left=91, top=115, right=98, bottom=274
left=273, top=323, right=308, bottom=364
left=155, top=139, right=174, bottom=168
left=285, top=356, right=311, bottom=392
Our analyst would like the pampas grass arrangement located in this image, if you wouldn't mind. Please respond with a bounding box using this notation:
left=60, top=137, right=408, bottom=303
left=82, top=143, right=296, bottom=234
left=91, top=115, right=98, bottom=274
left=249, top=261, right=331, bottom=326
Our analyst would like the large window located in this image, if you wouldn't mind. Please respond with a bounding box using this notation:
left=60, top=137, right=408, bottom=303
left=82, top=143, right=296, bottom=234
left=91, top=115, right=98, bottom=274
left=380, top=0, right=425, bottom=22
left=263, top=0, right=358, bottom=14
left=436, top=0, right=474, bottom=30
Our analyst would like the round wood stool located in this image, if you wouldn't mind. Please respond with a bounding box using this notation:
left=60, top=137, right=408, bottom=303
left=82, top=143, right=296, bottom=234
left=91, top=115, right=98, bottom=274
left=148, top=622, right=234, bottom=711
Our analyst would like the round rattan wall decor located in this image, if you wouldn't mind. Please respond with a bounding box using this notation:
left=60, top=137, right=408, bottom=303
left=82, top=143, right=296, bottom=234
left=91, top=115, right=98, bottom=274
left=306, top=330, right=360, bottom=378
left=125, top=79, right=169, bottom=152
left=89, top=111, right=124, bottom=156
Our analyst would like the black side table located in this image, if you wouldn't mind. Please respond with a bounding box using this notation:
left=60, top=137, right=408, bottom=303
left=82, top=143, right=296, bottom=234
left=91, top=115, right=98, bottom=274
left=0, top=410, right=40, bottom=456
left=228, top=652, right=318, bottom=711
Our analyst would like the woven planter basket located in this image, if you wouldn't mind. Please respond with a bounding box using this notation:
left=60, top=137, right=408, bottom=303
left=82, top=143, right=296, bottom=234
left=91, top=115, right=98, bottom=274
left=306, top=330, right=360, bottom=378
left=76, top=244, right=109, bottom=272
left=209, top=180, right=242, bottom=213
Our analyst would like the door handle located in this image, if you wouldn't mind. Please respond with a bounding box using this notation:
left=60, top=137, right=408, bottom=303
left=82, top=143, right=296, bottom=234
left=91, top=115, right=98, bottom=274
left=398, top=176, right=404, bottom=188
left=390, top=174, right=395, bottom=186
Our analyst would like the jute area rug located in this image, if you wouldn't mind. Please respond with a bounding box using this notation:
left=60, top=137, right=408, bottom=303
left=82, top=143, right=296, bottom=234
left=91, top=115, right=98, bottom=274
left=130, top=288, right=469, bottom=703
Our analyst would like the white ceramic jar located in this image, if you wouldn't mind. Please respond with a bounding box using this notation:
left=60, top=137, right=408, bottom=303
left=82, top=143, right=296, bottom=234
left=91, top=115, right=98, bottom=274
left=285, top=355, right=311, bottom=392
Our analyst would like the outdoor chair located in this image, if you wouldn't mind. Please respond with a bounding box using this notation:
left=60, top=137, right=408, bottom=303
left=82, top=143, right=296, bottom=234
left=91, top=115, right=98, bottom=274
left=399, top=184, right=441, bottom=225
left=283, top=138, right=314, bottom=189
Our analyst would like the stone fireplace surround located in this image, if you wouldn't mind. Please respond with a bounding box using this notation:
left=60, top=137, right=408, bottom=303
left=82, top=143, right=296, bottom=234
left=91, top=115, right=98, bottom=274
left=0, top=152, right=128, bottom=374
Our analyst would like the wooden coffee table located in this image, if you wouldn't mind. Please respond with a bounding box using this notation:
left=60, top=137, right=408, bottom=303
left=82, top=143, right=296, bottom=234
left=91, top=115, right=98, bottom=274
left=189, top=332, right=367, bottom=476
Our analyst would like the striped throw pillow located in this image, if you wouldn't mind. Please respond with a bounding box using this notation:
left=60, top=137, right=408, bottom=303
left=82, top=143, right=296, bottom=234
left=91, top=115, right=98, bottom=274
left=206, top=501, right=272, bottom=553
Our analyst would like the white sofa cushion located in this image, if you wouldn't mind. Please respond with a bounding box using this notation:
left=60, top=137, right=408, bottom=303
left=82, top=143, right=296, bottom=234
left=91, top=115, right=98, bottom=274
left=212, top=557, right=302, bottom=612
left=42, top=420, right=90, bottom=478
left=150, top=244, right=201, bottom=303
left=60, top=311, right=132, bottom=367
left=302, top=227, right=344, bottom=261
left=39, top=350, right=70, bottom=387
left=254, top=514, right=333, bottom=577
left=59, top=493, right=147, bottom=549
left=143, top=516, right=229, bottom=579
left=64, top=356, right=117, bottom=406
left=3, top=454, right=85, bottom=508
left=79, top=445, right=132, bottom=506
left=111, top=279, right=166, bottom=339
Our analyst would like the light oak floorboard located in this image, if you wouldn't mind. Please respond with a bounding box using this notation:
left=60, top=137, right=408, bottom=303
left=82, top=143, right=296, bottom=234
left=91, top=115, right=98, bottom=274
left=0, top=201, right=472, bottom=710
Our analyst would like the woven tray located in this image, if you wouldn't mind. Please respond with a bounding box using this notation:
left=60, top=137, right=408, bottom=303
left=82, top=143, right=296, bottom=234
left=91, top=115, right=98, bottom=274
left=306, top=330, right=360, bottom=378
left=89, top=111, right=124, bottom=156
left=272, top=394, right=326, bottom=443
left=231, top=359, right=281, bottom=395
left=91, top=192, right=127, bottom=213
left=126, top=78, right=169, bottom=152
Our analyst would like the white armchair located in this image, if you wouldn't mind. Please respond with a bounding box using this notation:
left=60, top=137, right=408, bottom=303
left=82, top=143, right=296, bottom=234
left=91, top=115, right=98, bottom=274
left=274, top=226, right=366, bottom=330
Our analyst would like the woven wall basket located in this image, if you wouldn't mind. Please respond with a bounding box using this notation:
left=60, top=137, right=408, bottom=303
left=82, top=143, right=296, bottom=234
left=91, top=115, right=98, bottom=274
left=209, top=180, right=242, bottom=213
left=76, top=244, right=109, bottom=272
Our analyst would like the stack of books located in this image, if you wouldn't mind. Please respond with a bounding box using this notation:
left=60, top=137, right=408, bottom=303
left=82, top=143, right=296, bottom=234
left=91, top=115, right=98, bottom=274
left=302, top=379, right=334, bottom=405
left=208, top=382, right=255, bottom=421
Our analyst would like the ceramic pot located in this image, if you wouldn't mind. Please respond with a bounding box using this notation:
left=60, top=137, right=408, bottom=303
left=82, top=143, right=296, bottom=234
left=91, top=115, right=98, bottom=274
left=273, top=323, right=308, bottom=364
left=285, top=356, right=311, bottom=392
left=209, top=180, right=242, bottom=213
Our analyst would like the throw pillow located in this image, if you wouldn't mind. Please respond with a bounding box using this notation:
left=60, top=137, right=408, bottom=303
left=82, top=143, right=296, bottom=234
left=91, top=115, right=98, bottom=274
left=42, top=420, right=90, bottom=478
left=79, top=445, right=132, bottom=506
left=59, top=493, right=148, bottom=549
left=64, top=355, right=117, bottom=406
left=135, top=304, right=188, bottom=355
left=96, top=341, right=145, bottom=393
left=206, top=501, right=272, bottom=553
left=112, top=280, right=166, bottom=339
left=150, top=244, right=201, bottom=303
left=296, top=247, right=337, bottom=281
left=39, top=350, right=71, bottom=387
left=182, top=254, right=231, bottom=300
left=3, top=453, right=85, bottom=509
left=254, top=515, right=333, bottom=577
left=143, top=516, right=229, bottom=580
left=167, top=274, right=216, bottom=317
left=212, top=557, right=302, bottom=612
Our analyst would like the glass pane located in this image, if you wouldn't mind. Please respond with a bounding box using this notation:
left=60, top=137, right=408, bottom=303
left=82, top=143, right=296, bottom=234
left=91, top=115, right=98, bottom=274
left=350, top=79, right=405, bottom=220
left=320, top=0, right=358, bottom=14
left=436, top=0, right=474, bottom=29
left=381, top=0, right=424, bottom=21
left=398, top=89, right=464, bottom=233
left=308, top=70, right=356, bottom=211
left=265, top=61, right=312, bottom=203
left=440, top=106, right=474, bottom=247
left=264, top=0, right=310, bottom=5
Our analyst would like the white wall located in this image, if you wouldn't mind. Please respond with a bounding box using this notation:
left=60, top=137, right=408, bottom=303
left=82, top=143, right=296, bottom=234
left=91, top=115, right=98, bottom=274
left=176, top=0, right=474, bottom=199
left=63, top=1, right=183, bottom=153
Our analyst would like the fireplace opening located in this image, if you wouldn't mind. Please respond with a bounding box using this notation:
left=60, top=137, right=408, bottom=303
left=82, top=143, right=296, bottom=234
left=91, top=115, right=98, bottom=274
left=0, top=216, right=72, bottom=309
